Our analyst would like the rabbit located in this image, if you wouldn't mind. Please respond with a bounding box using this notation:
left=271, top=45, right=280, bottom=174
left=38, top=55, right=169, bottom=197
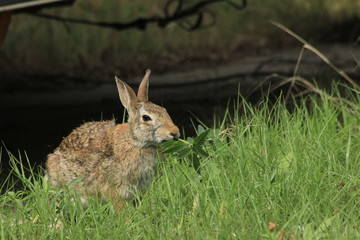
left=45, top=69, right=180, bottom=210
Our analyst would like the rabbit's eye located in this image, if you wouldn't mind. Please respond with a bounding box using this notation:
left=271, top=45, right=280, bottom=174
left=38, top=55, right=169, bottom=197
left=142, top=115, right=152, bottom=122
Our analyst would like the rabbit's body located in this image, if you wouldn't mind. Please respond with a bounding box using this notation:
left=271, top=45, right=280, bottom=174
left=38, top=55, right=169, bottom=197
left=46, top=120, right=157, bottom=201
left=45, top=70, right=179, bottom=206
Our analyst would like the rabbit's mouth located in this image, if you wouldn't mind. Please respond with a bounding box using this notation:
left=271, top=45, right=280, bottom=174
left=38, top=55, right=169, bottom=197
left=155, top=136, right=174, bottom=144
left=157, top=138, right=169, bottom=144
left=159, top=136, right=179, bottom=144
left=160, top=139, right=173, bottom=144
left=157, top=133, right=179, bottom=143
left=152, top=124, right=180, bottom=144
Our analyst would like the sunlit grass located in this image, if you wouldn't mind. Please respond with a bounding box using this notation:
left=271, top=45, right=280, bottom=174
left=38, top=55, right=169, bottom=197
left=1, top=90, right=359, bottom=239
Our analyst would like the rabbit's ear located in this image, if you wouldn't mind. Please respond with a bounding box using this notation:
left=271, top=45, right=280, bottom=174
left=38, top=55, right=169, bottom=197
left=115, top=77, right=138, bottom=117
left=137, top=69, right=151, bottom=102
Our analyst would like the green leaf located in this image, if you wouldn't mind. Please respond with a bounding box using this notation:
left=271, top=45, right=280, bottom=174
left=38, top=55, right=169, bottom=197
left=186, top=137, right=194, bottom=144
left=213, top=138, right=227, bottom=151
left=162, top=140, right=189, bottom=154
left=193, top=129, right=210, bottom=146
left=178, top=147, right=191, bottom=159
left=192, top=154, right=201, bottom=174
left=161, top=140, right=177, bottom=149
left=194, top=145, right=209, bottom=158
left=197, top=125, right=206, bottom=134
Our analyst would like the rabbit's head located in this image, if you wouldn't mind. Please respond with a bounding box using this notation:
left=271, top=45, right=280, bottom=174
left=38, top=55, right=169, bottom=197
left=115, top=70, right=180, bottom=147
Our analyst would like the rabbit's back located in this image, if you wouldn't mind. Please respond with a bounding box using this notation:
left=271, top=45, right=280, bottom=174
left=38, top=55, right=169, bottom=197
left=57, top=121, right=116, bottom=153
left=46, top=121, right=116, bottom=189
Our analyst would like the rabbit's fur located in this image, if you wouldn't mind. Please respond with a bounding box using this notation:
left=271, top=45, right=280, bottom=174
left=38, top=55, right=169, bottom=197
left=45, top=70, right=179, bottom=208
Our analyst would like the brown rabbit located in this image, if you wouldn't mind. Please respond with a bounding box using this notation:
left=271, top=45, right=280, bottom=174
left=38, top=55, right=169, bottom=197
left=45, top=69, right=180, bottom=209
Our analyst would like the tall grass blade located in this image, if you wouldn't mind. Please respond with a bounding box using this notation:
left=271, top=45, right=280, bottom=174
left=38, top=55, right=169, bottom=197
left=271, top=21, right=360, bottom=91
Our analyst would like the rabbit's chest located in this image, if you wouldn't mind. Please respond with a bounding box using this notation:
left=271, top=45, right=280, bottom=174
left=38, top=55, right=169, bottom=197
left=132, top=150, right=157, bottom=181
left=113, top=148, right=157, bottom=182
left=121, top=150, right=157, bottom=198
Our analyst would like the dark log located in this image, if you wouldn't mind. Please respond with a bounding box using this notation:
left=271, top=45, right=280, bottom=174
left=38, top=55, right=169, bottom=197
left=0, top=44, right=359, bottom=109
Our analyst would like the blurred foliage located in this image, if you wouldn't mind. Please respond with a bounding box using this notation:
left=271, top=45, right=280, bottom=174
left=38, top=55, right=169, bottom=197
left=0, top=0, right=359, bottom=77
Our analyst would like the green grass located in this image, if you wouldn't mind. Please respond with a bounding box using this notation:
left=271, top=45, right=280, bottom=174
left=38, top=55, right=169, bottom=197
left=1, top=92, right=360, bottom=239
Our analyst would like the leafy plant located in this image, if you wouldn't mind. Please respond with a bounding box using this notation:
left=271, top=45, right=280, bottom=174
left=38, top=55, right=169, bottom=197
left=162, top=125, right=210, bottom=173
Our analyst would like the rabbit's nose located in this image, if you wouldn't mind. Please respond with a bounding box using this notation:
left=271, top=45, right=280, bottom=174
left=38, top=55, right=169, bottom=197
left=170, top=132, right=179, bottom=138
left=169, top=126, right=180, bottom=139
